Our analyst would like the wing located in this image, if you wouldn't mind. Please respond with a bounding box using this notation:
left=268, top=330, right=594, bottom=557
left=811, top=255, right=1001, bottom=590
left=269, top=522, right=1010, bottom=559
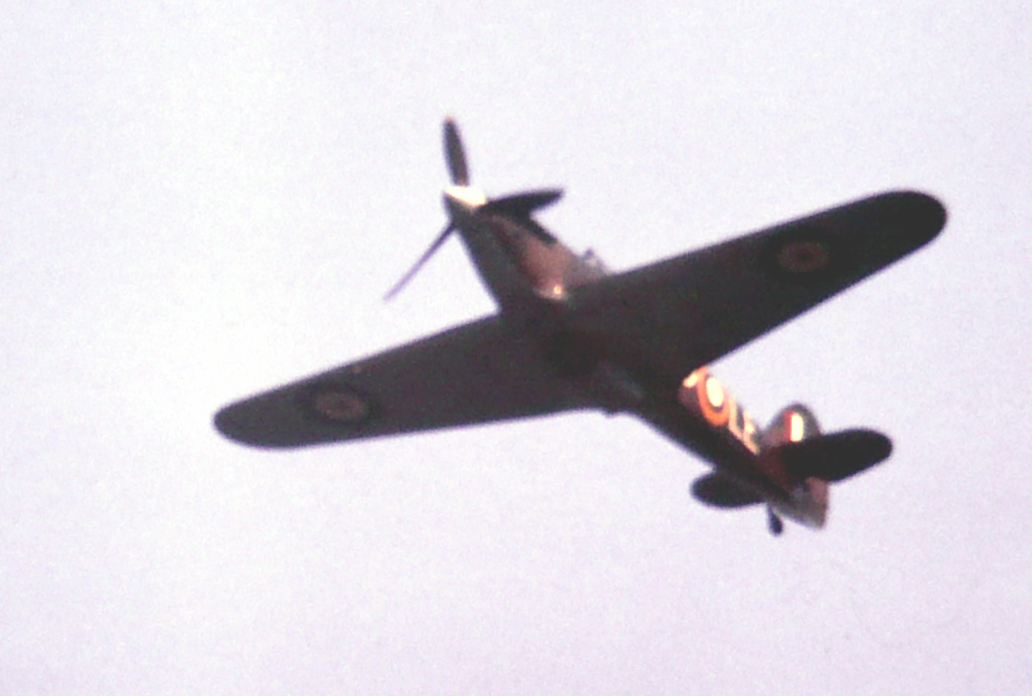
left=214, top=315, right=592, bottom=448
left=570, top=191, right=946, bottom=386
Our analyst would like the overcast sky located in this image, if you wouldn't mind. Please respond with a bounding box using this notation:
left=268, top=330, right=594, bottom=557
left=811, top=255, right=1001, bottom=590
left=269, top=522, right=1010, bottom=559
left=2, top=2, right=1031, bottom=694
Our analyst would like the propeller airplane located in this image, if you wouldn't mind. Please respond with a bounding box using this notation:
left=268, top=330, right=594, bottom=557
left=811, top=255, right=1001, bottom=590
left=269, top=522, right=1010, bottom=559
left=215, top=119, right=946, bottom=535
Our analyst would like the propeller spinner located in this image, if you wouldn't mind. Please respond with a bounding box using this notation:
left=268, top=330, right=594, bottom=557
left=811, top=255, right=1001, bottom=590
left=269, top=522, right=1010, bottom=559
left=384, top=119, right=564, bottom=300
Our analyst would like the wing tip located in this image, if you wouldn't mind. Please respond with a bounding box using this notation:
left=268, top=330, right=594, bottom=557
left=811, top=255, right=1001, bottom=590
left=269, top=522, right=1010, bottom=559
left=214, top=380, right=378, bottom=449
left=845, top=428, right=893, bottom=467
left=213, top=403, right=258, bottom=447
left=213, top=402, right=297, bottom=449
left=883, top=190, right=947, bottom=249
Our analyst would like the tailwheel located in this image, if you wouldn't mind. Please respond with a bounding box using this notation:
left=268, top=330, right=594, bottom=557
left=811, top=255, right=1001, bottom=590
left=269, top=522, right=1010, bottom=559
left=767, top=507, right=784, bottom=536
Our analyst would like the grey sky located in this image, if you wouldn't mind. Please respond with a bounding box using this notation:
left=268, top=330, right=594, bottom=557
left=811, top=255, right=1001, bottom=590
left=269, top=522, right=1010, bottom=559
left=2, top=1, right=1030, bottom=694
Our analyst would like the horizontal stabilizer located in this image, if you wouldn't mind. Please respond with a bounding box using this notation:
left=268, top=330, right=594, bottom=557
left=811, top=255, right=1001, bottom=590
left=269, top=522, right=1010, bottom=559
left=775, top=429, right=892, bottom=482
left=691, top=473, right=764, bottom=509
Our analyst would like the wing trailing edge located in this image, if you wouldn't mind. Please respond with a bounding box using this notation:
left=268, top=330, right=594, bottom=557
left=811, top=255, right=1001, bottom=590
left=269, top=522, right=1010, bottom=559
left=213, top=316, right=593, bottom=449
left=567, top=191, right=946, bottom=386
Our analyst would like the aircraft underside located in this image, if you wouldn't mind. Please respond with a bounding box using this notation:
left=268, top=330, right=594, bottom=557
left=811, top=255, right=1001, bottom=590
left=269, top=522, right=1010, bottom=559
left=215, top=118, right=944, bottom=536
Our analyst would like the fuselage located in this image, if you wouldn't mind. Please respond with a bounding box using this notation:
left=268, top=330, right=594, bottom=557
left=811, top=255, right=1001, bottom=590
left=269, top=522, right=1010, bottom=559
left=446, top=186, right=827, bottom=528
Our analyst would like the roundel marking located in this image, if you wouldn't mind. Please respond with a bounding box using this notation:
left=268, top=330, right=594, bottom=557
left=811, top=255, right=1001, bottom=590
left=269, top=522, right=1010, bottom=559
left=698, top=373, right=730, bottom=427
left=705, top=377, right=725, bottom=409
left=762, top=224, right=846, bottom=285
left=307, top=385, right=372, bottom=425
left=776, top=239, right=831, bottom=274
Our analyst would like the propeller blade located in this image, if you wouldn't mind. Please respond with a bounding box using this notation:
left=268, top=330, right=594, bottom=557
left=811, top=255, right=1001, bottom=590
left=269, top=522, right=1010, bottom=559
left=483, top=189, right=564, bottom=217
left=481, top=189, right=563, bottom=244
left=383, top=223, right=455, bottom=301
left=443, top=119, right=469, bottom=186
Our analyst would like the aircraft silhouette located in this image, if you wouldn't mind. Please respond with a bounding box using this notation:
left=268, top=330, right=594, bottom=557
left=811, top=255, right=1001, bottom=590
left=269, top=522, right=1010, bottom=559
left=215, top=119, right=946, bottom=535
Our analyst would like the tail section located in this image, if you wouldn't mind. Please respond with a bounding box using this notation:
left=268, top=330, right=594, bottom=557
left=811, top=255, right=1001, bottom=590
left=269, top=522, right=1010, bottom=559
left=769, top=429, right=892, bottom=483
left=759, top=402, right=891, bottom=483
left=756, top=404, right=829, bottom=531
left=688, top=400, right=892, bottom=535
left=762, top=403, right=821, bottom=448
left=758, top=403, right=892, bottom=531
left=691, top=473, right=763, bottom=508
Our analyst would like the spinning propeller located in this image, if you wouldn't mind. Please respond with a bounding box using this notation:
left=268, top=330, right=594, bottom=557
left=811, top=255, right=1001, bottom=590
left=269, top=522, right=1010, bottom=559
left=384, top=119, right=564, bottom=300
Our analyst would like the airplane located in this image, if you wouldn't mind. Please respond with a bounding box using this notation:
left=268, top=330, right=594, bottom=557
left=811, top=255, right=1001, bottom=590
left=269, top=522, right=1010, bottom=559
left=214, top=119, right=946, bottom=536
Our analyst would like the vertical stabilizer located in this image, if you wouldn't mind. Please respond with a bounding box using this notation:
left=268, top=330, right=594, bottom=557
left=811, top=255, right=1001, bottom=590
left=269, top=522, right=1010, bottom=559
left=759, top=403, right=828, bottom=530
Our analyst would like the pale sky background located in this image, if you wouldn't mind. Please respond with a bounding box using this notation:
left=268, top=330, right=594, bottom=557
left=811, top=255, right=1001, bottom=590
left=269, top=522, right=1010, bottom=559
left=2, top=2, right=1031, bottom=694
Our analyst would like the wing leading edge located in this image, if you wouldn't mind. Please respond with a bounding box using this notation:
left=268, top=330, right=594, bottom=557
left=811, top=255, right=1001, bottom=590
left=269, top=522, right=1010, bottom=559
left=215, top=316, right=592, bottom=448
left=568, top=191, right=946, bottom=386
left=216, top=191, right=944, bottom=450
